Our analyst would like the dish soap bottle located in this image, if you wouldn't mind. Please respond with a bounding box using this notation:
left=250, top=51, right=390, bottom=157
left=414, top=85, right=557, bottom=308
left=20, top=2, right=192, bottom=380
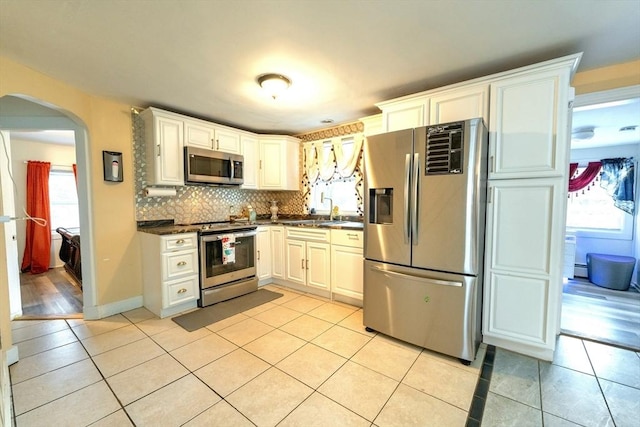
left=270, top=200, right=278, bottom=221
left=247, top=205, right=257, bottom=223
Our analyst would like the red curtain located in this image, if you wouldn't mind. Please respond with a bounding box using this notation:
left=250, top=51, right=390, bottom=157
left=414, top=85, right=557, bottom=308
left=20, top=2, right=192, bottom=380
left=72, top=163, right=78, bottom=189
left=21, top=161, right=52, bottom=274
left=568, top=162, right=602, bottom=192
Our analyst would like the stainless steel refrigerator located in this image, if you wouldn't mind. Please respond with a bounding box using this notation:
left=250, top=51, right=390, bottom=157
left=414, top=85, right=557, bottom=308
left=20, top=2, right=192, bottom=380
left=363, top=118, right=488, bottom=363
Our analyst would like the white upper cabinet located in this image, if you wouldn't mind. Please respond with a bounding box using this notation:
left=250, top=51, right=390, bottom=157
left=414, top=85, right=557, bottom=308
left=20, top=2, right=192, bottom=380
left=213, top=126, right=241, bottom=154
left=141, top=107, right=185, bottom=186
left=258, top=136, right=300, bottom=191
left=143, top=107, right=298, bottom=190
left=359, top=114, right=383, bottom=136
left=429, top=84, right=489, bottom=125
left=489, top=67, right=571, bottom=179
left=184, top=117, right=241, bottom=154
left=184, top=118, right=215, bottom=149
left=241, top=134, right=259, bottom=189
left=377, top=95, right=430, bottom=132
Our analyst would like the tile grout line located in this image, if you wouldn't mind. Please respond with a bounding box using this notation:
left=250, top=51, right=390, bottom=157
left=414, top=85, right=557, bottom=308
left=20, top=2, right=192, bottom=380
left=66, top=317, right=139, bottom=426
left=465, top=344, right=495, bottom=426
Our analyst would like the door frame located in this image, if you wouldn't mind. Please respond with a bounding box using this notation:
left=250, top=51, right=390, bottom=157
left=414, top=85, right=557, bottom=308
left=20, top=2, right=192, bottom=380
left=0, top=94, right=96, bottom=320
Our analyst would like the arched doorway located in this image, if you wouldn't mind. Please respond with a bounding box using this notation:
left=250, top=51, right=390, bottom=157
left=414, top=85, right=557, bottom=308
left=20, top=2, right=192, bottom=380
left=0, top=94, right=96, bottom=319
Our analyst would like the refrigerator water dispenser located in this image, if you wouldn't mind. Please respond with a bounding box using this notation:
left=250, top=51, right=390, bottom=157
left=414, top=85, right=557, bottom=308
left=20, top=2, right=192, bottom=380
left=369, top=188, right=393, bottom=224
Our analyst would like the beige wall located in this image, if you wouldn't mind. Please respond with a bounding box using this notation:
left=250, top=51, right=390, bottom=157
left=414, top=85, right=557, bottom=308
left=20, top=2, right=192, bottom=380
left=0, top=56, right=142, bottom=315
left=574, top=59, right=640, bottom=95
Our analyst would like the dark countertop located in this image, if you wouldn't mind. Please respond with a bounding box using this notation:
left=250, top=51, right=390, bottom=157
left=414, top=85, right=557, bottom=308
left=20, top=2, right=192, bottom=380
left=137, top=217, right=364, bottom=235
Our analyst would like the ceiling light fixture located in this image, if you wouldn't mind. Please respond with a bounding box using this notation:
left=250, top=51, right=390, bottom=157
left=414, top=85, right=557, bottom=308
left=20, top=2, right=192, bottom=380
left=571, top=126, right=595, bottom=140
left=257, top=73, right=291, bottom=99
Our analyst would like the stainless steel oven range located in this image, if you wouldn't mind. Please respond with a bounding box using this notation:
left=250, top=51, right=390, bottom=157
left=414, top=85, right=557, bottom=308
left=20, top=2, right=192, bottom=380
left=197, top=224, right=258, bottom=307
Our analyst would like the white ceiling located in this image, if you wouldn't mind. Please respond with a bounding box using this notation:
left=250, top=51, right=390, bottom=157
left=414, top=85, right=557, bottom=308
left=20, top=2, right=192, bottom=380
left=1, top=0, right=639, bottom=140
left=571, top=97, right=640, bottom=149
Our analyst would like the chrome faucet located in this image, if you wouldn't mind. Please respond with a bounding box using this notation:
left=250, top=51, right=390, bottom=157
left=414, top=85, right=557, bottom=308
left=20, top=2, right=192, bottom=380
left=321, top=192, right=334, bottom=221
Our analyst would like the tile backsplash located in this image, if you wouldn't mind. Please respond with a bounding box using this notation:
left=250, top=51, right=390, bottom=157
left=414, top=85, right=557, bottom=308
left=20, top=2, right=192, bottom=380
left=132, top=112, right=305, bottom=224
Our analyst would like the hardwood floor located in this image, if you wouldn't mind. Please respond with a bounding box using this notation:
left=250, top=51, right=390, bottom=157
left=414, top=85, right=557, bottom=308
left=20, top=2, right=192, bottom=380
left=561, top=277, right=640, bottom=350
left=18, top=267, right=83, bottom=319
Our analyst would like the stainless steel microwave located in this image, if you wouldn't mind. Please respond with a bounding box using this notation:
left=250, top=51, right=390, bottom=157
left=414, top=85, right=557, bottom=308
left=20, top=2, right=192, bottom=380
left=184, top=146, right=244, bottom=185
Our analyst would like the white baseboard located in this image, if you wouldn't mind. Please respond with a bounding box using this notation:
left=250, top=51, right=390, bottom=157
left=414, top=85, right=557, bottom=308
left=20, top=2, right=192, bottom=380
left=574, top=265, right=588, bottom=278
left=483, top=335, right=554, bottom=361
left=6, top=346, right=18, bottom=366
left=83, top=295, right=143, bottom=320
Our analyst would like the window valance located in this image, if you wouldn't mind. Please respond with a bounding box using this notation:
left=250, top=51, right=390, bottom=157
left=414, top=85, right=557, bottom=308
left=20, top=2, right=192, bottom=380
left=304, top=134, right=364, bottom=184
left=568, top=157, right=635, bottom=215
left=568, top=161, right=602, bottom=193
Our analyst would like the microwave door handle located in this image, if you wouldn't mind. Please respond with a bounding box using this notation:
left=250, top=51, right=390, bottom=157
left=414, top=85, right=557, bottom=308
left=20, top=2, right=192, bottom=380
left=229, top=157, right=234, bottom=181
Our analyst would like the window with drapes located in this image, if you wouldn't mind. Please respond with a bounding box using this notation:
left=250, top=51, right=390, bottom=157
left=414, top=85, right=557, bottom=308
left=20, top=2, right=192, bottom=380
left=303, top=134, right=364, bottom=215
left=567, top=157, right=635, bottom=239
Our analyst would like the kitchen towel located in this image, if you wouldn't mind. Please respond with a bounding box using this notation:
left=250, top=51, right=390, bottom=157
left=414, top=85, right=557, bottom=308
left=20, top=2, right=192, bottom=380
left=221, top=234, right=235, bottom=264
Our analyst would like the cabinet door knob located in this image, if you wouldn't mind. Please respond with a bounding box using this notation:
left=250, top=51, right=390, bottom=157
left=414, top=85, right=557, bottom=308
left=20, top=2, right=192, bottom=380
left=177, top=288, right=187, bottom=294
left=177, top=261, right=187, bottom=266
left=176, top=239, right=185, bottom=244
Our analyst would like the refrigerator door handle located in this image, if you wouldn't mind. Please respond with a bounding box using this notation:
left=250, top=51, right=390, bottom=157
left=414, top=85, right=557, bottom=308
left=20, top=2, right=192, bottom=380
left=412, top=152, right=419, bottom=244
left=370, top=266, right=463, bottom=287
left=404, top=153, right=411, bottom=244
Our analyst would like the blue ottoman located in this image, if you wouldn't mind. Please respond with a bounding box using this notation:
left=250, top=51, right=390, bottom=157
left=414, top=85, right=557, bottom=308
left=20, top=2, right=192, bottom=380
left=586, top=253, right=635, bottom=291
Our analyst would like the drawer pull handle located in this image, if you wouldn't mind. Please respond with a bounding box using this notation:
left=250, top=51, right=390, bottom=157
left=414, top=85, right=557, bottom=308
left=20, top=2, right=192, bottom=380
left=177, top=261, right=187, bottom=266
left=177, top=288, right=187, bottom=294
left=175, top=239, right=185, bottom=244
left=347, top=233, right=359, bottom=239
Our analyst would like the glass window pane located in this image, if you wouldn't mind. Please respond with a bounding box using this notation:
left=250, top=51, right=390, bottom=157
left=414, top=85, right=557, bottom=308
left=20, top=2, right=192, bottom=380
left=49, top=170, right=80, bottom=230
left=566, top=167, right=628, bottom=233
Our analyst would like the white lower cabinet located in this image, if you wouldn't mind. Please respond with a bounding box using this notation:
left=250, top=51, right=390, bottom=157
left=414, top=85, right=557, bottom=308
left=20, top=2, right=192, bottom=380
left=140, top=232, right=199, bottom=318
left=256, top=226, right=272, bottom=282
left=270, top=226, right=285, bottom=280
left=482, top=178, right=564, bottom=360
left=285, top=228, right=331, bottom=294
left=330, top=230, right=363, bottom=303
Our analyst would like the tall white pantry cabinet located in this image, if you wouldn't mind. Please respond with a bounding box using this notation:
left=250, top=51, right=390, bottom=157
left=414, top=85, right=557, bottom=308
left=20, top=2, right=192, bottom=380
left=483, top=61, right=575, bottom=360
left=374, top=54, right=581, bottom=360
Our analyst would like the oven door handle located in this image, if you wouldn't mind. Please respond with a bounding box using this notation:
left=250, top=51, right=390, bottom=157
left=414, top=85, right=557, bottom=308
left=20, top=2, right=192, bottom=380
left=200, top=230, right=257, bottom=242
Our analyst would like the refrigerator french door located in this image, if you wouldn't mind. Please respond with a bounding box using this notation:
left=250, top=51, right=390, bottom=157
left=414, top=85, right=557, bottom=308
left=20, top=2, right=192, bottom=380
left=363, top=118, right=488, bottom=363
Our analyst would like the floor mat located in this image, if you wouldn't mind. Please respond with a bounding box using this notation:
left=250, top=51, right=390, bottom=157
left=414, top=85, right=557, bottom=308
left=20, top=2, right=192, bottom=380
left=172, top=289, right=283, bottom=332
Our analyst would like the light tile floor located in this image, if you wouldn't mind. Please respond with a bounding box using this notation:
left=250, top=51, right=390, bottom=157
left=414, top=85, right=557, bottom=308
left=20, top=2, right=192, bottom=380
left=482, top=335, right=640, bottom=427
left=8, top=284, right=640, bottom=426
